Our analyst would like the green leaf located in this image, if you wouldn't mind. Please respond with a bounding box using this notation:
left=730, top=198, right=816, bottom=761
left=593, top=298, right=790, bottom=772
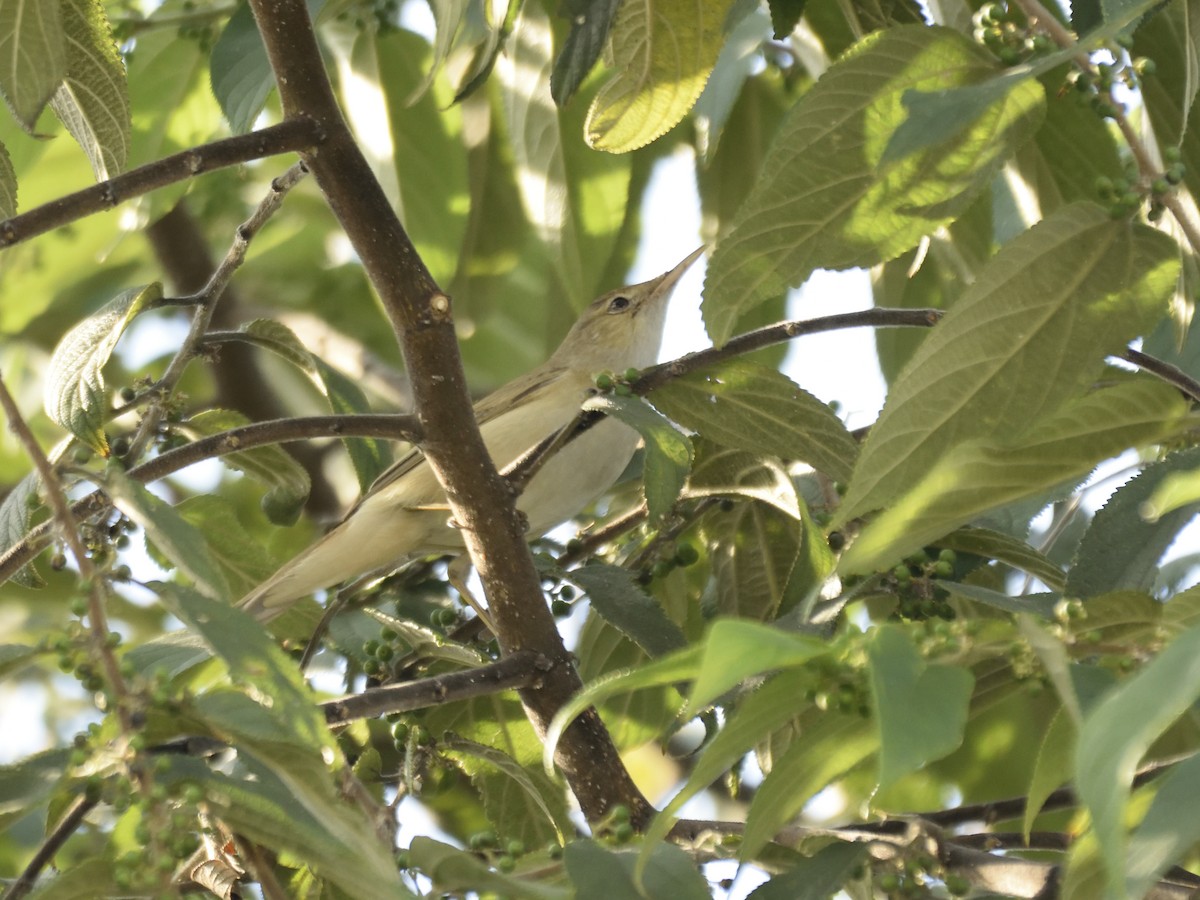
left=231, top=320, right=391, bottom=490
left=837, top=204, right=1178, bottom=523
left=686, top=441, right=800, bottom=517
left=585, top=0, right=733, bottom=152
left=1125, top=751, right=1200, bottom=899
left=685, top=619, right=826, bottom=715
left=209, top=2, right=274, bottom=133
left=642, top=669, right=813, bottom=852
left=706, top=499, right=806, bottom=620
left=543, top=645, right=704, bottom=771
left=1067, top=447, right=1200, bottom=599
left=747, top=841, right=867, bottom=899
left=442, top=736, right=572, bottom=846
left=742, top=711, right=877, bottom=859
left=1023, top=708, right=1076, bottom=840
left=159, top=753, right=411, bottom=899
left=0, top=472, right=44, bottom=587
left=840, top=379, right=1190, bottom=574
left=568, top=563, right=687, bottom=657
left=49, top=0, right=129, bottom=180
left=584, top=393, right=693, bottom=521
left=692, top=6, right=771, bottom=163
left=0, top=748, right=68, bottom=831
left=868, top=624, right=973, bottom=788
left=651, top=360, right=858, bottom=483
left=1076, top=621, right=1200, bottom=896
left=372, top=27, right=470, bottom=288
left=0, top=137, right=15, bottom=217
left=44, top=283, right=161, bottom=455
left=937, top=526, right=1066, bottom=592
left=500, top=3, right=633, bottom=310
left=104, top=467, right=229, bottom=600
left=940, top=582, right=1060, bottom=618
left=550, top=0, right=621, bottom=105
left=411, top=836, right=567, bottom=899
left=0, top=0, right=65, bottom=128
left=704, top=25, right=1044, bottom=344
left=180, top=409, right=311, bottom=525
left=171, top=496, right=279, bottom=594
left=767, top=0, right=808, bottom=38
left=565, top=839, right=710, bottom=900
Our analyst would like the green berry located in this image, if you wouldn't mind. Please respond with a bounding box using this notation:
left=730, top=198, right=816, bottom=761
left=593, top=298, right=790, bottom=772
left=495, top=854, right=516, bottom=873
left=594, top=373, right=614, bottom=391
left=119, top=386, right=137, bottom=403
left=623, top=367, right=640, bottom=382
left=674, top=543, right=700, bottom=566
left=551, top=598, right=571, bottom=617
left=1164, top=145, right=1182, bottom=163
left=558, top=584, right=576, bottom=601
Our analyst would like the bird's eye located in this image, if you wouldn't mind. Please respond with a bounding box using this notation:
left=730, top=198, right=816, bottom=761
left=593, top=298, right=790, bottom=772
left=607, top=295, right=632, bottom=313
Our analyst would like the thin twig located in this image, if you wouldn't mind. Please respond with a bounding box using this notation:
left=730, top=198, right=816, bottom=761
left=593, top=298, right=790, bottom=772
left=127, top=162, right=311, bottom=462
left=1, top=794, right=98, bottom=900
left=0, top=119, right=321, bottom=249
left=0, top=374, right=132, bottom=726
left=321, top=650, right=543, bottom=724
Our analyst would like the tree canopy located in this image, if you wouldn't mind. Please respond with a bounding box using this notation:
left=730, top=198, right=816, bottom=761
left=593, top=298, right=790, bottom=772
left=3, top=0, right=1200, bottom=897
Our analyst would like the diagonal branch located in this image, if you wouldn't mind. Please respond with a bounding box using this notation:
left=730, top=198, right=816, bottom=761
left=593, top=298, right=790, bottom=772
left=0, top=119, right=321, bottom=249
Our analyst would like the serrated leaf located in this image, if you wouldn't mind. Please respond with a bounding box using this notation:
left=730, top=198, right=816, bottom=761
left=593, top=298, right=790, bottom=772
left=1077, top=621, right=1200, bottom=897
left=652, top=360, right=857, bottom=483
left=584, top=393, right=692, bottom=521
left=937, top=525, right=1066, bottom=592
left=1067, top=446, right=1200, bottom=599
left=687, top=441, right=800, bottom=518
left=180, top=409, right=311, bottom=524
left=44, top=283, right=161, bottom=455
left=704, top=25, right=1044, bottom=344
left=0, top=472, right=44, bottom=587
left=940, top=581, right=1060, bottom=617
left=0, top=0, right=65, bottom=128
left=568, top=562, right=687, bottom=657
left=172, top=496, right=279, bottom=594
left=411, top=836, right=567, bottom=899
left=868, top=624, right=973, bottom=788
left=209, top=2, right=274, bottom=133
left=566, top=839, right=709, bottom=900
left=105, top=467, right=229, bottom=600
left=842, top=380, right=1189, bottom=574
left=49, top=0, right=129, bottom=180
left=443, top=736, right=572, bottom=846
left=0, top=138, right=16, bottom=217
left=551, top=0, right=621, bottom=105
left=707, top=499, right=804, bottom=620
left=585, top=0, right=733, bottom=152
left=837, top=204, right=1178, bottom=524
left=767, top=0, right=807, bottom=37
left=742, top=711, right=877, bottom=859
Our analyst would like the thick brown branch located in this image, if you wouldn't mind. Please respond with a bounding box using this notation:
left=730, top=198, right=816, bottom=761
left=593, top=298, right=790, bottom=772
left=322, top=651, right=543, bottom=724
left=244, top=0, right=652, bottom=826
left=2, top=794, right=97, bottom=900
left=0, top=119, right=321, bottom=249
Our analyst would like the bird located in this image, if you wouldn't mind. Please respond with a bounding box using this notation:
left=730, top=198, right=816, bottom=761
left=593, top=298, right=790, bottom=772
left=238, top=247, right=705, bottom=621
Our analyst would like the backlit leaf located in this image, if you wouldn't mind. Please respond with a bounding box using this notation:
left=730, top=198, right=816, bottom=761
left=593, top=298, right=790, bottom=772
left=44, top=283, right=161, bottom=455
left=0, top=0, right=65, bottom=128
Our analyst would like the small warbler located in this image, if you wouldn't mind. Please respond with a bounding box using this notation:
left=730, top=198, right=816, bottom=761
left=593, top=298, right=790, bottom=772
left=238, top=247, right=704, bottom=621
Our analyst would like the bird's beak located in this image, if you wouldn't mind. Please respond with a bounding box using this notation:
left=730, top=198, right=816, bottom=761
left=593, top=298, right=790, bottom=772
left=650, top=245, right=707, bottom=297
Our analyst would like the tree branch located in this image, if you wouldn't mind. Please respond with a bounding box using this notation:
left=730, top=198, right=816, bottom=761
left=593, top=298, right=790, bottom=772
left=244, top=0, right=653, bottom=826
left=321, top=651, right=544, bottom=725
left=1, top=794, right=98, bottom=900
left=0, top=119, right=321, bottom=249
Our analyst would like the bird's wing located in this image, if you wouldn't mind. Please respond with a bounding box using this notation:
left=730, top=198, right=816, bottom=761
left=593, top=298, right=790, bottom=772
left=360, top=364, right=574, bottom=501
